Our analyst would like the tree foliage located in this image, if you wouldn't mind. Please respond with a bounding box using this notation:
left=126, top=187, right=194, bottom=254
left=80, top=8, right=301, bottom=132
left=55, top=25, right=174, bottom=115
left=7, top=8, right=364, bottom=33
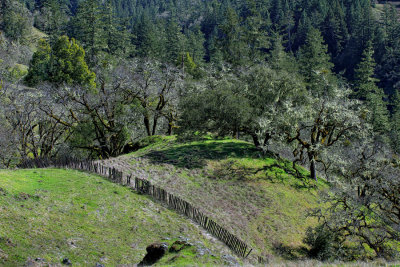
left=354, top=42, right=390, bottom=139
left=25, top=36, right=96, bottom=88
left=286, top=84, right=362, bottom=181
left=316, top=141, right=400, bottom=260
left=1, top=0, right=32, bottom=41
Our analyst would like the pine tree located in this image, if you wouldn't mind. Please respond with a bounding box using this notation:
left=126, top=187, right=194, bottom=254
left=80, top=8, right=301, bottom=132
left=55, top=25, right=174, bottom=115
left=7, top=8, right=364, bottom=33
left=354, top=42, right=379, bottom=100
left=270, top=0, right=283, bottom=26
left=72, top=0, right=106, bottom=65
left=185, top=26, right=206, bottom=64
left=40, top=0, right=68, bottom=44
left=241, top=0, right=270, bottom=61
left=201, top=0, right=225, bottom=63
left=164, top=18, right=185, bottom=63
left=293, top=10, right=312, bottom=50
left=376, top=4, right=400, bottom=97
left=133, top=12, right=160, bottom=58
left=340, top=0, right=375, bottom=79
left=390, top=90, right=400, bottom=152
left=354, top=42, right=390, bottom=137
left=68, top=0, right=78, bottom=16
left=267, top=32, right=296, bottom=72
left=297, top=27, right=334, bottom=96
left=321, top=0, right=348, bottom=59
left=218, top=7, right=248, bottom=65
left=207, top=29, right=224, bottom=64
left=366, top=90, right=390, bottom=138
left=102, top=0, right=132, bottom=57
left=280, top=0, right=295, bottom=50
left=381, top=4, right=399, bottom=51
left=378, top=45, right=400, bottom=97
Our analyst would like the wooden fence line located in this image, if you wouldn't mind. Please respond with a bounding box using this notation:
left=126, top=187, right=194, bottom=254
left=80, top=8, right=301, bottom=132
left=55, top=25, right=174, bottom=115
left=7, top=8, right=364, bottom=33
left=18, top=158, right=254, bottom=259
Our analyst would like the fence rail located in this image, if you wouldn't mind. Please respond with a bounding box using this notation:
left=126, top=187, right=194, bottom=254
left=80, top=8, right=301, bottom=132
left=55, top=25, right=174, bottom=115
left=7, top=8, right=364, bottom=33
left=19, top=158, right=253, bottom=259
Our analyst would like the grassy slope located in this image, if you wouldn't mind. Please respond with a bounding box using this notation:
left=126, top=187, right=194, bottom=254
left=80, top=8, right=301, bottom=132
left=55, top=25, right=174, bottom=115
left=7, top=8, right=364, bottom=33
left=26, top=27, right=47, bottom=52
left=103, top=136, right=328, bottom=261
left=0, top=169, right=229, bottom=266
left=1, top=26, right=46, bottom=74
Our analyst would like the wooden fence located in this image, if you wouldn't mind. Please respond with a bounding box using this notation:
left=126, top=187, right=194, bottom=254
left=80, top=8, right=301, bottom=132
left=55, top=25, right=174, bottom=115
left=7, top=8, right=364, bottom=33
left=19, top=158, right=253, bottom=259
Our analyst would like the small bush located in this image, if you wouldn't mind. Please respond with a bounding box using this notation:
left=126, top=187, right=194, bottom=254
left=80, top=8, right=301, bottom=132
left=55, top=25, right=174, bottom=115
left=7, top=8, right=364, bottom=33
left=303, top=225, right=336, bottom=261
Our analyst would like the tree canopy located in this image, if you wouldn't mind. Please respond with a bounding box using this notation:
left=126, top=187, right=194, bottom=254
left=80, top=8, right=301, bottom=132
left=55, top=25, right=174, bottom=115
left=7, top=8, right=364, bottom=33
left=25, top=36, right=96, bottom=88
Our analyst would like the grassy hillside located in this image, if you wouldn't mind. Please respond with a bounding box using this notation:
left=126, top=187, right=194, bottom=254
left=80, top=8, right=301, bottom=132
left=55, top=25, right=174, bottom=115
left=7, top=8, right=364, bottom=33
left=0, top=169, right=230, bottom=266
left=1, top=26, right=46, bottom=76
left=23, top=27, right=47, bottom=52
left=102, top=136, right=328, bottom=261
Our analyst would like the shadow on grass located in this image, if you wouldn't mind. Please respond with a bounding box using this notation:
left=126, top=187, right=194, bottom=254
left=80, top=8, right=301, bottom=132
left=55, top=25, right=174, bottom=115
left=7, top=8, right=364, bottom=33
left=255, top=163, right=317, bottom=189
left=272, top=242, right=308, bottom=261
left=143, top=141, right=259, bottom=169
left=142, top=139, right=321, bottom=189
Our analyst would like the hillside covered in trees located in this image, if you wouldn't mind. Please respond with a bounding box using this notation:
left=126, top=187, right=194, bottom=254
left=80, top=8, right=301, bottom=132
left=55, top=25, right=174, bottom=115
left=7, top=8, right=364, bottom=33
left=1, top=0, right=400, bottom=264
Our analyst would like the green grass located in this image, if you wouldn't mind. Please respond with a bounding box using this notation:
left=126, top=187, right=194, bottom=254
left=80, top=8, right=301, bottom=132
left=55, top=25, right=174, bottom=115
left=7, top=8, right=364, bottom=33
left=103, top=136, right=329, bottom=261
left=25, top=27, right=47, bottom=52
left=0, top=169, right=227, bottom=266
left=154, top=238, right=224, bottom=266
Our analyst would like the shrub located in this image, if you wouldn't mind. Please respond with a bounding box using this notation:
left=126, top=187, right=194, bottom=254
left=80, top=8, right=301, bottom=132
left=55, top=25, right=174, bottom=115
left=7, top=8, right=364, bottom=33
left=303, top=225, right=336, bottom=261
